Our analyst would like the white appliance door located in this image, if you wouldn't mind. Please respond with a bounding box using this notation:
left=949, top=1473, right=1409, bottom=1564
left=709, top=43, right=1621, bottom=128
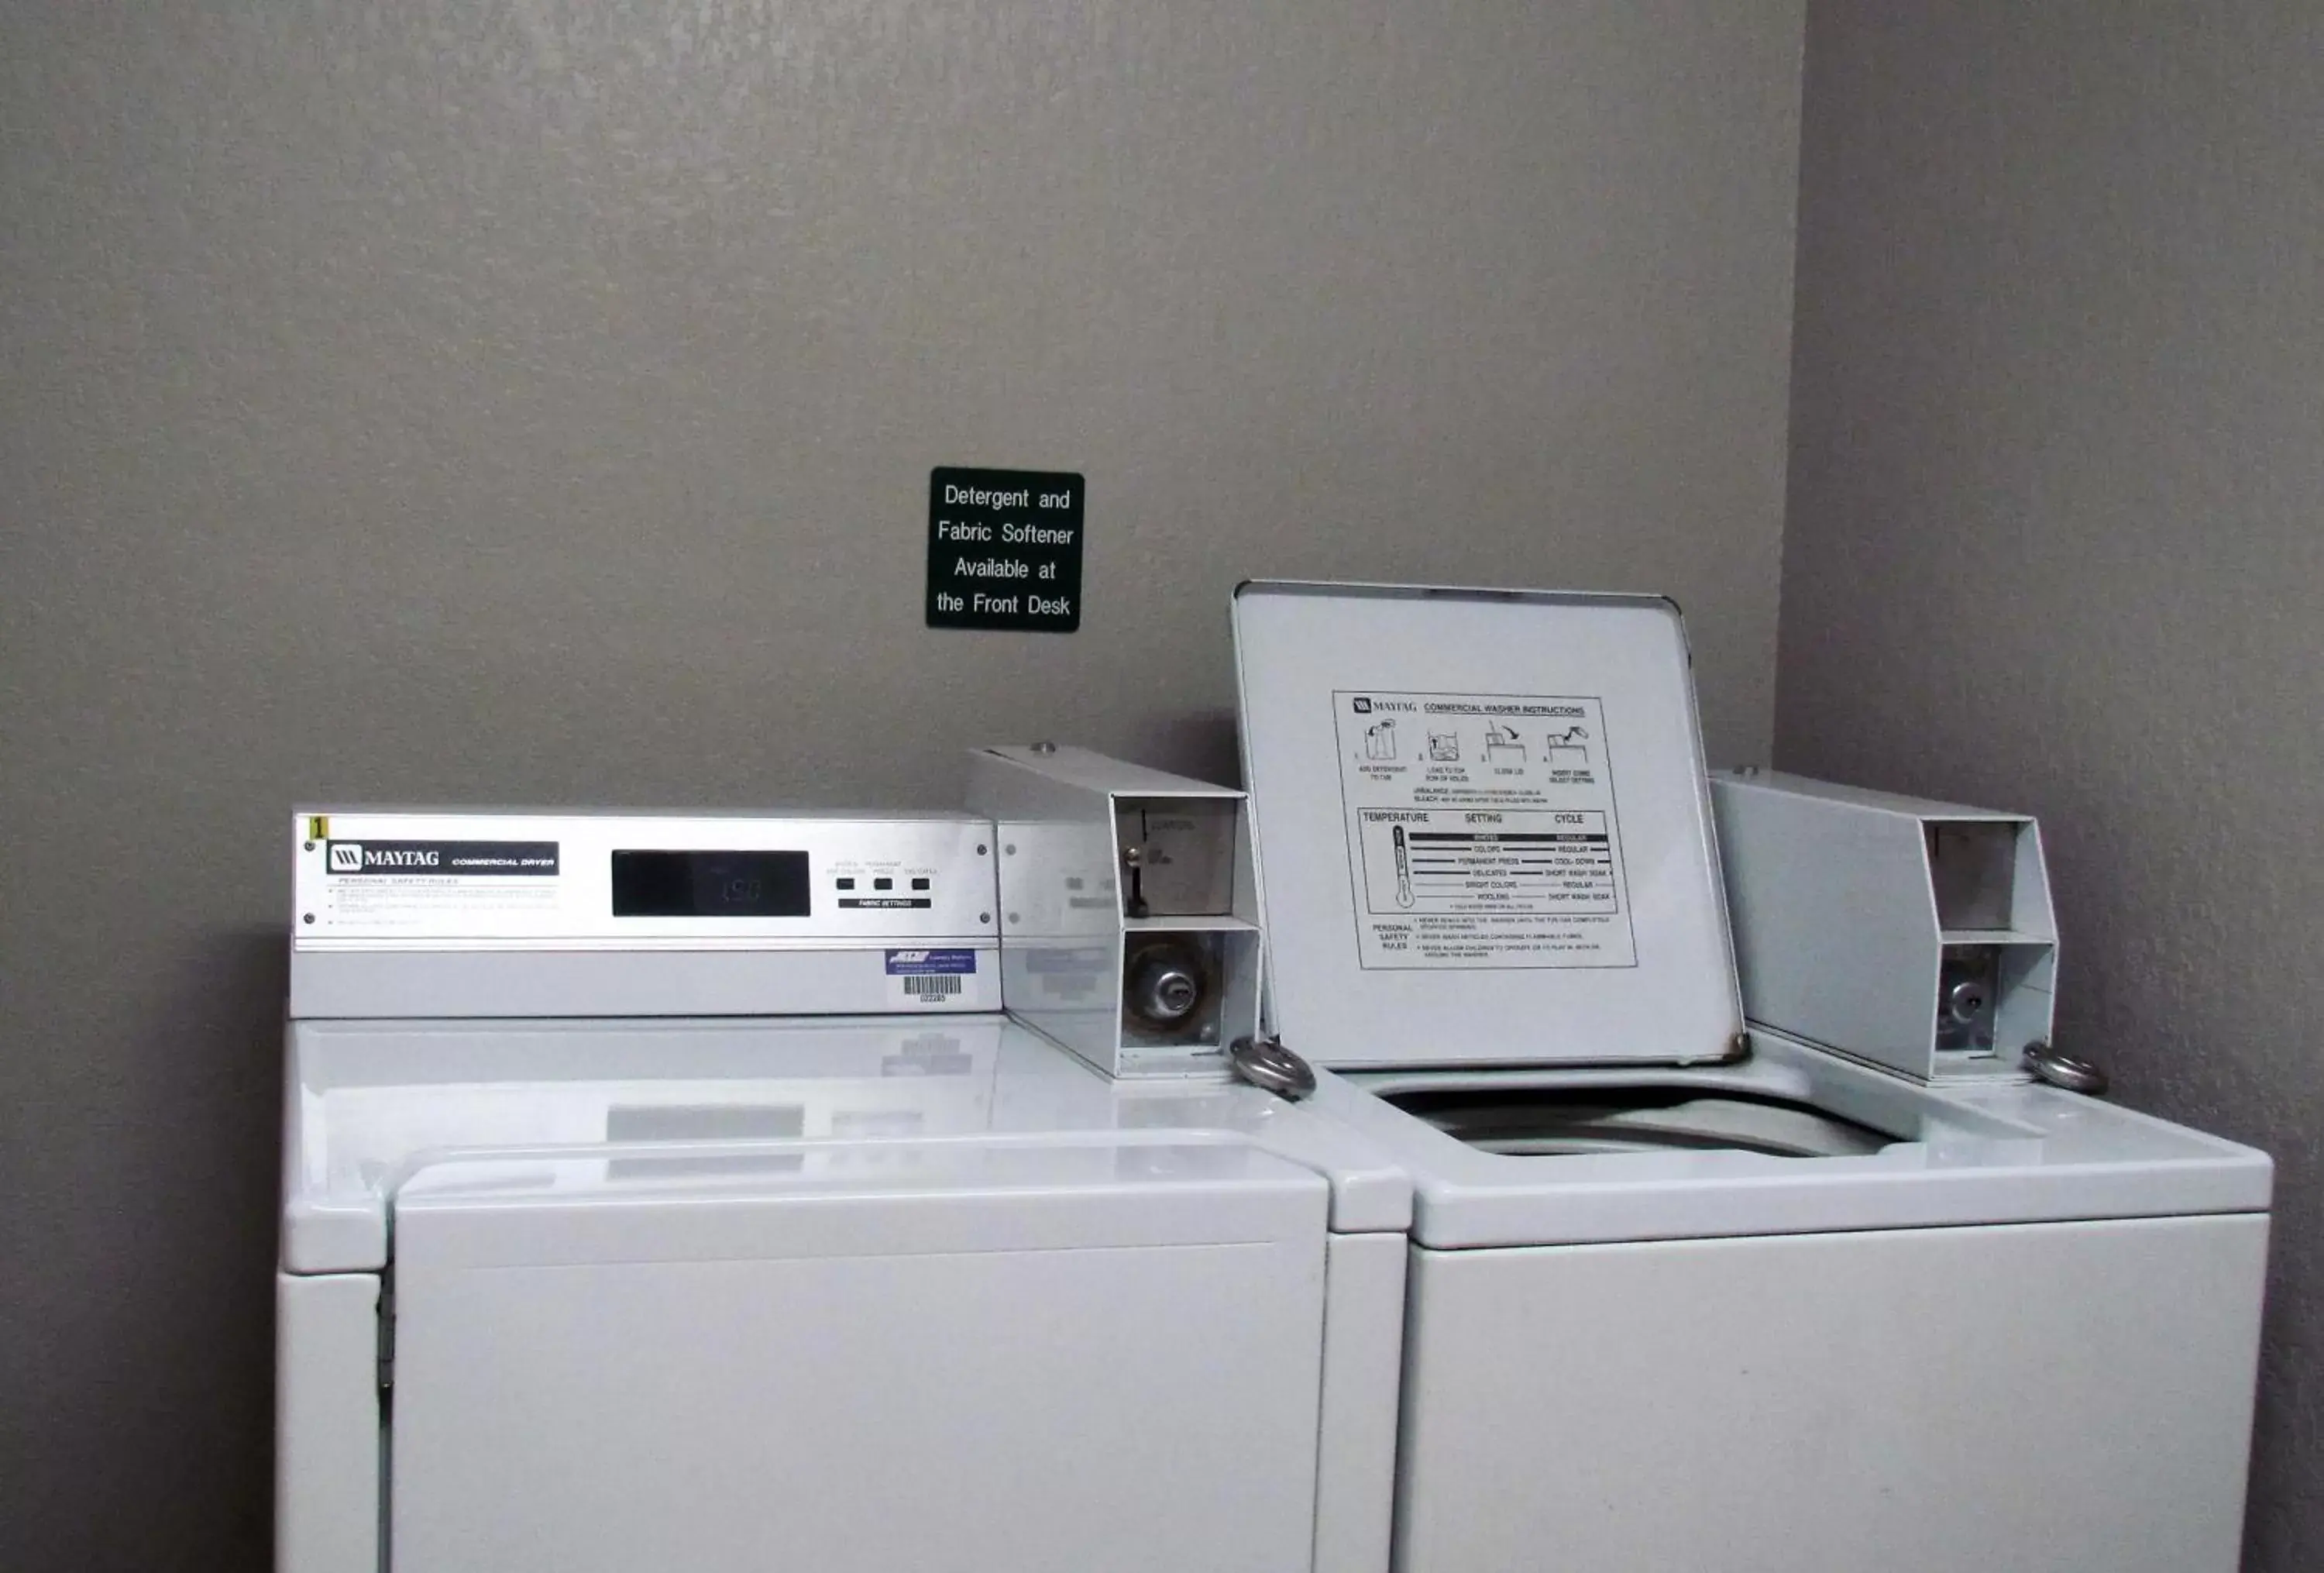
left=386, top=1139, right=1329, bottom=1573
left=1231, top=582, right=1744, bottom=1070
left=1396, top=1213, right=2267, bottom=1573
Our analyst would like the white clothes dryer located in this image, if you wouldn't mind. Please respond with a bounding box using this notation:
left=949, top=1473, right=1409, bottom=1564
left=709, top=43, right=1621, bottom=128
left=274, top=807, right=1409, bottom=1573
left=1230, top=582, right=2271, bottom=1573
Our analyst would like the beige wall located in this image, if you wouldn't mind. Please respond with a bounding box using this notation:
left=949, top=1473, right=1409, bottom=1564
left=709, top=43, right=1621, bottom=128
left=1780, top=5, right=2324, bottom=1567
left=0, top=3, right=1804, bottom=1564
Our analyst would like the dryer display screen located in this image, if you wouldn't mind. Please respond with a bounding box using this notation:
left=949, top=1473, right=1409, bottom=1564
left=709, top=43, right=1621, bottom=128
left=612, top=850, right=812, bottom=917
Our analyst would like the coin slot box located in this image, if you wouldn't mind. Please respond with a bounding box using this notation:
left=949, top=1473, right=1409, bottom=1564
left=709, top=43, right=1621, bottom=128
left=1710, top=772, right=2058, bottom=1086
left=1113, top=798, right=1239, bottom=917
left=970, top=746, right=1264, bottom=1079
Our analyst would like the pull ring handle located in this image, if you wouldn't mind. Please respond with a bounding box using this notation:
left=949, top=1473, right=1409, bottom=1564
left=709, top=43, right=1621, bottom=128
left=1230, top=1035, right=1317, bottom=1101
left=2023, top=1040, right=2108, bottom=1096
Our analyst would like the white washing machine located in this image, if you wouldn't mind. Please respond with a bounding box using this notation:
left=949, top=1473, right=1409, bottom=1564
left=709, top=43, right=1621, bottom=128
left=274, top=808, right=1410, bottom=1573
left=1230, top=582, right=2273, bottom=1573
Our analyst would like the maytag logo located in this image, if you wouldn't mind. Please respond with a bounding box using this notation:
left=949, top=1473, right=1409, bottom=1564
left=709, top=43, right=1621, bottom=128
left=325, top=838, right=560, bottom=876
left=328, top=842, right=440, bottom=870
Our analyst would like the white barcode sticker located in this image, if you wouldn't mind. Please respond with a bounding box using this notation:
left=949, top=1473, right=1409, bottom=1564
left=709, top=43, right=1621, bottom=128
left=902, top=974, right=963, bottom=1000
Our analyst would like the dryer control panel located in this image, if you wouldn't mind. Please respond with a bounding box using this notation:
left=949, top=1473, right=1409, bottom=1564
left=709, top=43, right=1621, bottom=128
left=289, top=808, right=1001, bottom=1020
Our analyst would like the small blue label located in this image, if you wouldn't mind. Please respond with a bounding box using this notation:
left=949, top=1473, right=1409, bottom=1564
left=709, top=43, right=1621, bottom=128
left=885, top=948, right=978, bottom=976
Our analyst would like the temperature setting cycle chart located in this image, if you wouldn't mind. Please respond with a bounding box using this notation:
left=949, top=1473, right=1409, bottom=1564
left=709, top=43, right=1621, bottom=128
left=1360, top=811, right=1620, bottom=917
left=1332, top=690, right=1640, bottom=971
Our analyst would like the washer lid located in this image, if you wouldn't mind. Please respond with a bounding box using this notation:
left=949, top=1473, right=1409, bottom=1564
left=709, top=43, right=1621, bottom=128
left=392, top=1138, right=1327, bottom=1268
left=1232, top=581, right=1743, bottom=1069
left=280, top=1013, right=1411, bottom=1272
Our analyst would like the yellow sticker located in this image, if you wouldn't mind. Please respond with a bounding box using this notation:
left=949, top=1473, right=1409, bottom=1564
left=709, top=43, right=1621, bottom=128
left=308, top=815, right=329, bottom=840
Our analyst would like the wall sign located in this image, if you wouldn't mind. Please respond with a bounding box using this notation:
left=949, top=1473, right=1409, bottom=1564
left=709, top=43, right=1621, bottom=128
left=926, top=466, right=1084, bottom=632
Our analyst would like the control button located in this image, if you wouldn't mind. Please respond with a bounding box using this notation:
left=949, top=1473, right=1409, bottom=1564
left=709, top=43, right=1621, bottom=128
left=874, top=877, right=894, bottom=890
left=836, top=877, right=855, bottom=890
left=911, top=877, right=930, bottom=890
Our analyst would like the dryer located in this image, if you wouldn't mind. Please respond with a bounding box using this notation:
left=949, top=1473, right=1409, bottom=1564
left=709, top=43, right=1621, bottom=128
left=1230, top=581, right=2271, bottom=1573
left=274, top=807, right=1409, bottom=1573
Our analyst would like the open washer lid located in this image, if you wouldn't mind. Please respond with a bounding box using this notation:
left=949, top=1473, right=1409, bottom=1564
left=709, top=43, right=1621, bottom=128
left=1232, top=581, right=1743, bottom=1070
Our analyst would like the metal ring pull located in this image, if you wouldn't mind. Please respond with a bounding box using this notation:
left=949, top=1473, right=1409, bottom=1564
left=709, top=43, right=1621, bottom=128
left=1230, top=1035, right=1317, bottom=1101
left=2022, top=1041, right=2109, bottom=1096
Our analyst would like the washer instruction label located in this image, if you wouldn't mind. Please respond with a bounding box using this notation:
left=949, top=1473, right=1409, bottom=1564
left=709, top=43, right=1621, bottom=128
left=1333, top=692, right=1636, bottom=969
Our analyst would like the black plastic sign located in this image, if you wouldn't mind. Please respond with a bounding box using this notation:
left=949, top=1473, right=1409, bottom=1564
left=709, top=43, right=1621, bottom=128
left=325, top=840, right=559, bottom=876
left=926, top=467, right=1084, bottom=632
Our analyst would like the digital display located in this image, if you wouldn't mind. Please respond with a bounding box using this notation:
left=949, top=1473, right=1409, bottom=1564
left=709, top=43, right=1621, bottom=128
left=611, top=850, right=811, bottom=918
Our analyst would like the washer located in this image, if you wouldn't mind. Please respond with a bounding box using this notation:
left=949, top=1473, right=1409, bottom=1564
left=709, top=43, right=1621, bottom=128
left=274, top=808, right=1408, bottom=1573
left=1231, top=582, right=2272, bottom=1573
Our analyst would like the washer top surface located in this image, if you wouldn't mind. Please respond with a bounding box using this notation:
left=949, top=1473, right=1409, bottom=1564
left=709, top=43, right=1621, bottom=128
left=1309, top=1031, right=2271, bottom=1249
left=281, top=1014, right=1410, bottom=1273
